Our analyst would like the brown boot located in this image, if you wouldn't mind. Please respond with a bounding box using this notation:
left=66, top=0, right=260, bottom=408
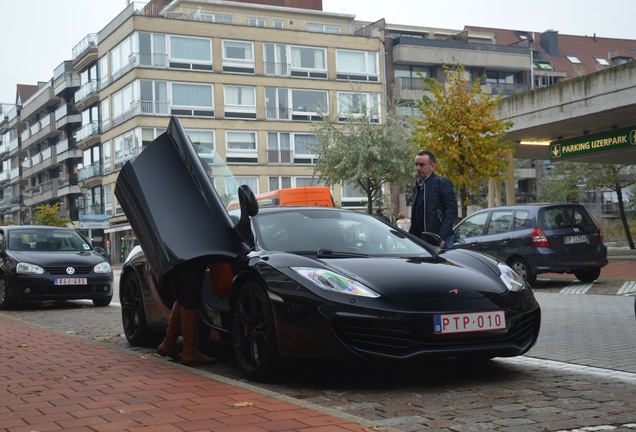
left=180, top=308, right=216, bottom=366
left=157, top=302, right=182, bottom=360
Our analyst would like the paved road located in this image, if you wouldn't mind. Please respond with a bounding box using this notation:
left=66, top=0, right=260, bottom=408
left=2, top=269, right=636, bottom=431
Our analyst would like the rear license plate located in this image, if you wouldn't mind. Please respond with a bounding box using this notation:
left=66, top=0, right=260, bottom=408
left=563, top=234, right=588, bottom=244
left=434, top=311, right=505, bottom=334
left=55, top=278, right=87, bottom=285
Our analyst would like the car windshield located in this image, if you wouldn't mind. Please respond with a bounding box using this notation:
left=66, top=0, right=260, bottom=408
left=8, top=229, right=92, bottom=252
left=253, top=209, right=433, bottom=257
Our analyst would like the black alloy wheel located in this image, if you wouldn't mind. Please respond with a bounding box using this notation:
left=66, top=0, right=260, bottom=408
left=0, top=278, right=15, bottom=310
left=231, top=281, right=279, bottom=381
left=120, top=272, right=161, bottom=346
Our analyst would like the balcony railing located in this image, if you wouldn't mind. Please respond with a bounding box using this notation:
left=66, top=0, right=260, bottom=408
left=74, top=80, right=100, bottom=105
left=78, top=162, right=102, bottom=181
left=75, top=121, right=100, bottom=143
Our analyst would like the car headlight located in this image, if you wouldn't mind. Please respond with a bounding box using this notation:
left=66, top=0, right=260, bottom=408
left=16, top=262, right=44, bottom=275
left=93, top=262, right=112, bottom=274
left=498, top=263, right=525, bottom=291
left=291, top=267, right=380, bottom=298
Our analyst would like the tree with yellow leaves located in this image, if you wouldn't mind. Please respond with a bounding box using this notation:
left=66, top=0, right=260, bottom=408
left=33, top=203, right=73, bottom=227
left=411, top=62, right=514, bottom=217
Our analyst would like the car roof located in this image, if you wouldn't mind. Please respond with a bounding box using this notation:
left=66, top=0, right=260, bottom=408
left=469, top=203, right=586, bottom=212
left=2, top=225, right=75, bottom=231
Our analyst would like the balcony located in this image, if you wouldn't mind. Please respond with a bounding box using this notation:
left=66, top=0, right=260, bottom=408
left=392, top=36, right=531, bottom=70
left=22, top=113, right=59, bottom=150
left=56, top=138, right=82, bottom=163
left=53, top=61, right=81, bottom=96
left=20, top=82, right=59, bottom=120
left=72, top=33, right=99, bottom=72
left=74, top=121, right=101, bottom=149
left=74, top=80, right=100, bottom=111
left=78, top=162, right=103, bottom=182
left=55, top=104, right=82, bottom=130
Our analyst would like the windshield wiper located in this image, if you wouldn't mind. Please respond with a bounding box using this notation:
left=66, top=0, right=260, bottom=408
left=317, top=248, right=369, bottom=258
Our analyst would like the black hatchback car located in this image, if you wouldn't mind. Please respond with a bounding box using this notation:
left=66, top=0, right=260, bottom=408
left=452, top=203, right=608, bottom=285
left=0, top=225, right=114, bottom=309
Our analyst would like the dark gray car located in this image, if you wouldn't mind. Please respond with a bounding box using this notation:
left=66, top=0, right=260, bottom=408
left=452, top=203, right=608, bottom=285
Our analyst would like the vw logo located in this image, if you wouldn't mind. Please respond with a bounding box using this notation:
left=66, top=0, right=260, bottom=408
left=66, top=267, right=76, bottom=275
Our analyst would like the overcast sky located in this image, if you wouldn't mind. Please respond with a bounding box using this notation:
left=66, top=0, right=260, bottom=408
left=1, top=0, right=634, bottom=104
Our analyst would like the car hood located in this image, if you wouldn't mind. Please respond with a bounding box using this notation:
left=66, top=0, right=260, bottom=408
left=323, top=256, right=506, bottom=300
left=8, top=250, right=107, bottom=267
left=115, top=116, right=247, bottom=280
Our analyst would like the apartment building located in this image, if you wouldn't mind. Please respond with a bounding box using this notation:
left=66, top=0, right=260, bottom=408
left=3, top=0, right=385, bottom=262
left=2, top=0, right=635, bottom=263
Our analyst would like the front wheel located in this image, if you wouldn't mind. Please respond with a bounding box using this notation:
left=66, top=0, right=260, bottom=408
left=231, top=281, right=279, bottom=381
left=574, top=268, right=601, bottom=283
left=93, top=295, right=113, bottom=307
left=509, top=257, right=536, bottom=286
left=0, top=278, right=15, bottom=310
left=120, top=272, right=162, bottom=346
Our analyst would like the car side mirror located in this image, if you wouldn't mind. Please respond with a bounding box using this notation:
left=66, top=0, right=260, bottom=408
left=236, top=185, right=258, bottom=249
left=421, top=232, right=442, bottom=246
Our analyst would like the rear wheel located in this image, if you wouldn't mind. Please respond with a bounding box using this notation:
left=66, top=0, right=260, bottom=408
left=120, top=272, right=162, bottom=346
left=509, top=257, right=536, bottom=286
left=231, top=281, right=279, bottom=381
left=574, top=268, right=601, bottom=283
left=0, top=278, right=15, bottom=310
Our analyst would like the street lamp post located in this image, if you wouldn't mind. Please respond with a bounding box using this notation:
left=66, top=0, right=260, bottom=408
left=79, top=182, right=92, bottom=243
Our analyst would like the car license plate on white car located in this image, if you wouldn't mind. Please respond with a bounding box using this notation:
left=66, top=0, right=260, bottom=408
left=54, top=278, right=88, bottom=285
left=563, top=234, right=588, bottom=244
left=434, top=311, right=506, bottom=334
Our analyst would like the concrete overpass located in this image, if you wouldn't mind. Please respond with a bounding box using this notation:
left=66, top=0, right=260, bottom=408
left=497, top=61, right=636, bottom=164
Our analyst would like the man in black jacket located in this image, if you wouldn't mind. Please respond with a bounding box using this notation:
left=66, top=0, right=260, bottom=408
left=409, top=150, right=458, bottom=247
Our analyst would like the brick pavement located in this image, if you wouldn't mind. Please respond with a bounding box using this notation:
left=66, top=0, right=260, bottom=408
left=0, top=315, right=373, bottom=432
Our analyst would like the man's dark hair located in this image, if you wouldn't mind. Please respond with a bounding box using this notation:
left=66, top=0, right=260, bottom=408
left=417, top=150, right=436, bottom=163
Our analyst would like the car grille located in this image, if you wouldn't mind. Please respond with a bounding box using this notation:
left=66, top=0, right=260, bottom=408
left=44, top=266, right=94, bottom=275
left=333, top=309, right=540, bottom=358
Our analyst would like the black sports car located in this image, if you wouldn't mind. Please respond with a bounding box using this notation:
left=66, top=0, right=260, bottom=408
left=115, top=116, right=541, bottom=380
left=0, top=225, right=113, bottom=309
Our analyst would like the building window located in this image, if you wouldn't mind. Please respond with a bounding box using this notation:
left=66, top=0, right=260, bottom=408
left=171, top=82, right=214, bottom=117
left=226, top=131, right=257, bottom=163
left=230, top=176, right=259, bottom=195
left=224, top=85, right=256, bottom=119
left=192, top=9, right=233, bottom=24
left=269, top=176, right=292, bottom=190
left=307, top=22, right=341, bottom=34
left=265, top=88, right=328, bottom=121
left=114, top=131, right=140, bottom=170
left=336, top=50, right=379, bottom=82
left=169, top=35, right=212, bottom=71
left=267, top=132, right=292, bottom=164
left=112, top=83, right=136, bottom=125
left=263, top=43, right=327, bottom=78
left=223, top=40, right=254, bottom=74
left=249, top=17, right=266, bottom=27
left=596, top=58, right=610, bottom=66
left=273, top=19, right=284, bottom=29
left=341, top=180, right=366, bottom=208
left=140, top=80, right=169, bottom=116
left=293, top=134, right=319, bottom=164
left=337, top=92, right=380, bottom=122
left=566, top=55, right=582, bottom=64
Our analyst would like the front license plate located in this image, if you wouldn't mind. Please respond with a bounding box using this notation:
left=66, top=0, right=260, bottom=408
left=563, top=234, right=588, bottom=244
left=434, top=311, right=505, bottom=334
left=55, top=278, right=88, bottom=285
